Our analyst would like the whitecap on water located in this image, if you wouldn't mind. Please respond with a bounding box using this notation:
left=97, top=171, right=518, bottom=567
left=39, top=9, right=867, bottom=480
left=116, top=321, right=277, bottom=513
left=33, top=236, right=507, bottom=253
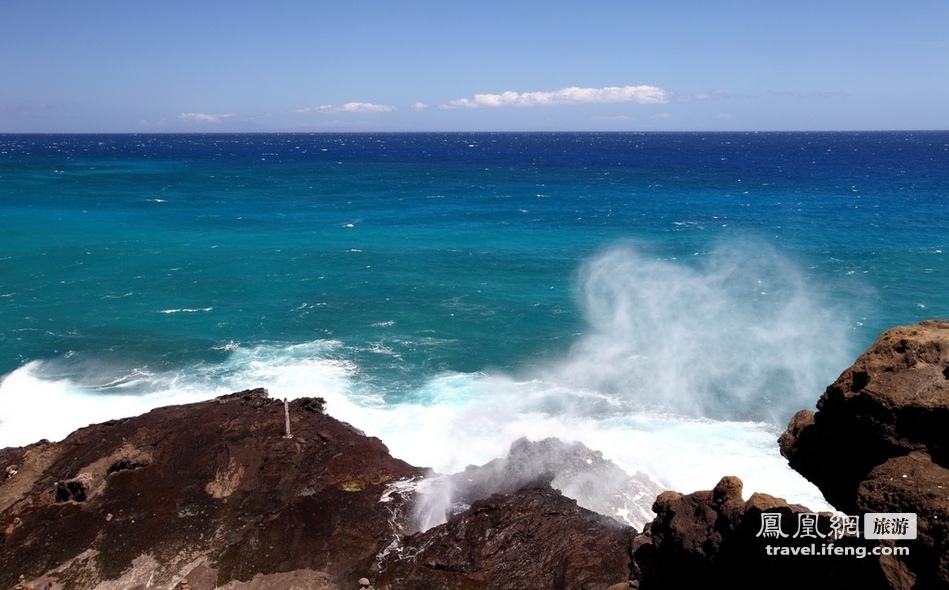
left=0, top=242, right=843, bottom=523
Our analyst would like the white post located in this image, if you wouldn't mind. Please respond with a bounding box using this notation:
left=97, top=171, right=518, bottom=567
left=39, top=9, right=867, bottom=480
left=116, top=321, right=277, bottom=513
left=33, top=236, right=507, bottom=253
left=283, top=398, right=292, bottom=438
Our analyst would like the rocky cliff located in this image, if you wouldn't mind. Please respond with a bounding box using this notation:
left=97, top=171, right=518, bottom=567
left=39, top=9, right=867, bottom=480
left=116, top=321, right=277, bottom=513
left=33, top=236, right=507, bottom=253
left=779, top=320, right=949, bottom=589
left=3, top=320, right=948, bottom=590
left=0, top=390, right=636, bottom=590
left=632, top=321, right=949, bottom=590
left=0, top=389, right=421, bottom=590
left=631, top=476, right=889, bottom=589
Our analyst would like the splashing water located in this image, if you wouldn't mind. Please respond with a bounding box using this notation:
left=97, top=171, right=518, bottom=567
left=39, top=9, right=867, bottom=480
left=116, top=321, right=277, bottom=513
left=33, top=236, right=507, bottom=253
left=0, top=243, right=854, bottom=527
left=556, top=241, right=853, bottom=421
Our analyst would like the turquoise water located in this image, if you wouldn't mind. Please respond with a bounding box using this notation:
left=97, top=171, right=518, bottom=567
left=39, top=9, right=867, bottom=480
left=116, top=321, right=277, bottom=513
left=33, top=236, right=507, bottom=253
left=2, top=132, right=947, bottom=515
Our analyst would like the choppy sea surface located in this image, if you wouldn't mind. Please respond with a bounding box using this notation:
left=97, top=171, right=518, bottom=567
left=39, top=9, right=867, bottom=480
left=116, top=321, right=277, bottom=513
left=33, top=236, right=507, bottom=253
left=2, top=132, right=947, bottom=521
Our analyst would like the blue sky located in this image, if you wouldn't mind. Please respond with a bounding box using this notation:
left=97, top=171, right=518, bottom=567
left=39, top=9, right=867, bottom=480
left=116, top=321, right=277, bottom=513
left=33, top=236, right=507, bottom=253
left=2, top=0, right=947, bottom=132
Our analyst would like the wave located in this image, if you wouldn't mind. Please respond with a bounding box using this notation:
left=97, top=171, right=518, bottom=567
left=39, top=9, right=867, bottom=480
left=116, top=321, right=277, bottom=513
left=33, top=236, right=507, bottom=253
left=0, top=347, right=832, bottom=521
left=0, top=242, right=848, bottom=521
left=0, top=341, right=360, bottom=449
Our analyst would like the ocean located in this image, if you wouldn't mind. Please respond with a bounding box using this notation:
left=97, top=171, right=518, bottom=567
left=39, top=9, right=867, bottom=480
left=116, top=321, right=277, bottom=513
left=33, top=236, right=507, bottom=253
left=1, top=132, right=947, bottom=524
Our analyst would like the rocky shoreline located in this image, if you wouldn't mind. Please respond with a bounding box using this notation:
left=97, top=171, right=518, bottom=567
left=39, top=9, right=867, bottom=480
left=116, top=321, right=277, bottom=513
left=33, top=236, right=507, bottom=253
left=2, top=321, right=948, bottom=590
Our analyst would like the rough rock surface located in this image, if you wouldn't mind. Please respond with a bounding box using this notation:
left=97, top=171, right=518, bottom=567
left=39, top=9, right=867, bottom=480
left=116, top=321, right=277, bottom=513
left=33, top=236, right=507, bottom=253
left=5, top=320, right=949, bottom=590
left=0, top=390, right=648, bottom=590
left=413, top=437, right=662, bottom=532
left=0, top=388, right=421, bottom=590
left=779, top=320, right=949, bottom=588
left=216, top=569, right=338, bottom=590
left=631, top=476, right=888, bottom=589
left=378, top=483, right=635, bottom=590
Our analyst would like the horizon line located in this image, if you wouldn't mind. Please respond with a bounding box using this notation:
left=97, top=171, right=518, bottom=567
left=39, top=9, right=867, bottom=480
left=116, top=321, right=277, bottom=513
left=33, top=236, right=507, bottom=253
left=2, top=129, right=948, bottom=135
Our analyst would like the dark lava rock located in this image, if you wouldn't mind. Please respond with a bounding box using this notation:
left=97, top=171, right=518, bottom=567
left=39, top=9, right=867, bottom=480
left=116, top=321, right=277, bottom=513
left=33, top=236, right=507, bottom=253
left=377, top=483, right=635, bottom=590
left=632, top=476, right=888, bottom=590
left=0, top=388, right=422, bottom=590
left=779, top=321, right=949, bottom=588
left=413, top=437, right=662, bottom=532
left=779, top=320, right=949, bottom=511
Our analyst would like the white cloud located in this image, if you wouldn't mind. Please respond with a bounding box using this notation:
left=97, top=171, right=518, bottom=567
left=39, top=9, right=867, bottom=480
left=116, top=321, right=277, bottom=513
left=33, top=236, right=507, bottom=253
left=341, top=102, right=396, bottom=113
left=297, top=102, right=396, bottom=114
left=292, top=106, right=332, bottom=115
left=443, top=85, right=671, bottom=109
left=177, top=112, right=235, bottom=123
left=411, top=102, right=429, bottom=111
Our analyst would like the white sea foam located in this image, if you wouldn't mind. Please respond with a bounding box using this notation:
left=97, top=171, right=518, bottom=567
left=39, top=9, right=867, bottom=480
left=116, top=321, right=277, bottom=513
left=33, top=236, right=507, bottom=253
left=0, top=243, right=845, bottom=521
left=0, top=361, right=209, bottom=446
left=0, top=349, right=832, bottom=519
left=359, top=375, right=832, bottom=513
left=0, top=341, right=361, bottom=449
left=1, top=367, right=832, bottom=534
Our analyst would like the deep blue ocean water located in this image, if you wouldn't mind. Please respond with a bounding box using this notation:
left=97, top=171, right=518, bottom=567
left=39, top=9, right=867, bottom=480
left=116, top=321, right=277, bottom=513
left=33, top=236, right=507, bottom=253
left=2, top=132, right=947, bottom=520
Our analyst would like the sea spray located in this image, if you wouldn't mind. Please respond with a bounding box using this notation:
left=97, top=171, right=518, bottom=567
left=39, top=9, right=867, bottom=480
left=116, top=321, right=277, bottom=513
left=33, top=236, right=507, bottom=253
left=4, top=131, right=945, bottom=535
left=0, top=338, right=834, bottom=520
left=0, top=243, right=844, bottom=523
left=557, top=240, right=855, bottom=422
left=378, top=241, right=849, bottom=522
left=409, top=437, right=664, bottom=532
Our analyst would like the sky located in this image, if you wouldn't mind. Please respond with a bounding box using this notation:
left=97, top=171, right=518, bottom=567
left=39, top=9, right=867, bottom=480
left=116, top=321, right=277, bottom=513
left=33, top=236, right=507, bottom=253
left=1, top=0, right=947, bottom=133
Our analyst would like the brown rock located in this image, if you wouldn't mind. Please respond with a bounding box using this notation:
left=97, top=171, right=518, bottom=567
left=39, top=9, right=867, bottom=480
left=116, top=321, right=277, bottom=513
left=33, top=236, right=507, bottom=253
left=632, top=477, right=887, bottom=589
left=779, top=320, right=949, bottom=509
left=0, top=388, right=422, bottom=590
left=417, top=437, right=662, bottom=532
left=216, top=569, right=338, bottom=590
left=377, top=484, right=634, bottom=590
left=857, top=452, right=949, bottom=588
left=779, top=321, right=949, bottom=588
